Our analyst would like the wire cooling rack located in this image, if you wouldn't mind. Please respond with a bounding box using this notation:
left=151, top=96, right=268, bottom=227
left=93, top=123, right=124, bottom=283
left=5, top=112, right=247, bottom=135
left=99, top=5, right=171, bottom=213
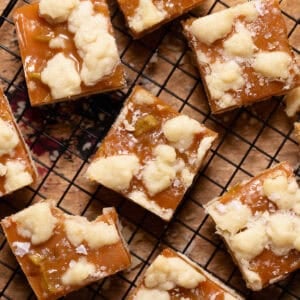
left=0, top=0, right=299, bottom=299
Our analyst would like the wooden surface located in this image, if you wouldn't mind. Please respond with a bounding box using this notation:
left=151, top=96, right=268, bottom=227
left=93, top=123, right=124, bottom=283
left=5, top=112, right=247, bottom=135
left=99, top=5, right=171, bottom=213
left=0, top=0, right=299, bottom=299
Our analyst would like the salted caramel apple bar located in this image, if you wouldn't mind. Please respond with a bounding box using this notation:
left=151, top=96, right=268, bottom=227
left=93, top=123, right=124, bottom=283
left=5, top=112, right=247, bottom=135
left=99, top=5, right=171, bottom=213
left=183, top=0, right=299, bottom=114
left=0, top=88, right=36, bottom=196
left=128, top=248, right=244, bottom=299
left=205, top=162, right=300, bottom=291
left=13, top=0, right=126, bottom=106
left=1, top=201, right=131, bottom=300
left=116, top=0, right=205, bottom=39
left=86, top=86, right=217, bottom=221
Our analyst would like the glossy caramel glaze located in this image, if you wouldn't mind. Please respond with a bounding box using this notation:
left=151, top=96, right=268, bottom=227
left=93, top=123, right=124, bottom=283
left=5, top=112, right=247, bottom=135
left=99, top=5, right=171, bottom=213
left=13, top=1, right=126, bottom=106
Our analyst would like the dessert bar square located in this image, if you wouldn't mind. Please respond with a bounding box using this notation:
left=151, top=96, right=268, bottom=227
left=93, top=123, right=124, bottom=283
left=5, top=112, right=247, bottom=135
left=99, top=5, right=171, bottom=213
left=183, top=0, right=299, bottom=114
left=128, top=248, right=244, bottom=299
left=86, top=86, right=217, bottom=221
left=14, top=0, right=126, bottom=106
left=1, top=201, right=131, bottom=300
left=116, top=0, right=205, bottom=38
left=205, top=162, right=300, bottom=290
left=0, top=88, right=36, bottom=196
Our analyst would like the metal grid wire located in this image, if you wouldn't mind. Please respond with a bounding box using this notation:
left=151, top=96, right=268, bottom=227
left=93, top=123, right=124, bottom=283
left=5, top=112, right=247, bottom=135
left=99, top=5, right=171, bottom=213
left=0, top=0, right=299, bottom=299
